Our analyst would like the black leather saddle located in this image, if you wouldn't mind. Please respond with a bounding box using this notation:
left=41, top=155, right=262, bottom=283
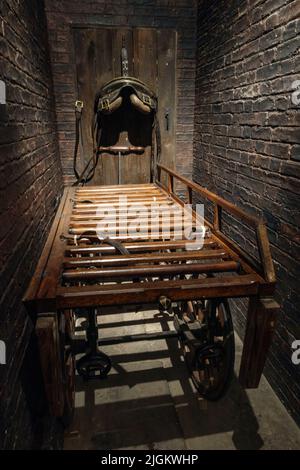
left=94, top=76, right=157, bottom=116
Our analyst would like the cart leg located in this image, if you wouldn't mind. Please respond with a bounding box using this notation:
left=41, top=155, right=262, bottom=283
left=239, top=296, right=279, bottom=388
left=36, top=311, right=75, bottom=424
left=76, top=308, right=111, bottom=379
left=36, top=313, right=65, bottom=416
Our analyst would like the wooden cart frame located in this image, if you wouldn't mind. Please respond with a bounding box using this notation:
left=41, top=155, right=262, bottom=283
left=24, top=164, right=279, bottom=419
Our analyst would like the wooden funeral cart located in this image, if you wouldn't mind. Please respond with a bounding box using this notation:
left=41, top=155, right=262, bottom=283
left=23, top=47, right=279, bottom=423
left=23, top=164, right=279, bottom=424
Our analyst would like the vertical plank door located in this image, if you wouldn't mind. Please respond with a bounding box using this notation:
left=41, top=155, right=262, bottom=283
left=73, top=26, right=176, bottom=186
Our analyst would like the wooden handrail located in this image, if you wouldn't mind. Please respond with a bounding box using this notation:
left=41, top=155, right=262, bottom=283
left=157, top=163, right=261, bottom=228
left=157, top=163, right=276, bottom=284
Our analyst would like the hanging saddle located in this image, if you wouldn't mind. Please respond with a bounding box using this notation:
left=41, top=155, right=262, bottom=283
left=94, top=76, right=157, bottom=115
left=73, top=46, right=161, bottom=186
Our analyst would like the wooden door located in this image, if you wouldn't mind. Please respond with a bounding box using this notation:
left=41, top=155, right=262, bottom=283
left=73, top=27, right=176, bottom=185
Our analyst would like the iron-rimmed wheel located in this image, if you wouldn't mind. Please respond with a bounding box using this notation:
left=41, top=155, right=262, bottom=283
left=178, top=298, right=235, bottom=401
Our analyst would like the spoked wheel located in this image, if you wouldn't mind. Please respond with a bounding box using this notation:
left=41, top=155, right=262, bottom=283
left=178, top=298, right=235, bottom=400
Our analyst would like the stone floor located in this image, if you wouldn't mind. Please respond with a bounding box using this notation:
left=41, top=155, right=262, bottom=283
left=64, top=305, right=300, bottom=450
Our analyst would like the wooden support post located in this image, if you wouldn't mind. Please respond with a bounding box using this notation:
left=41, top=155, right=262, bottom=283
left=36, top=313, right=65, bottom=416
left=213, top=203, right=222, bottom=231
left=256, top=223, right=276, bottom=283
left=157, top=164, right=161, bottom=183
left=168, top=173, right=174, bottom=194
left=187, top=187, right=193, bottom=205
left=239, top=296, right=280, bottom=388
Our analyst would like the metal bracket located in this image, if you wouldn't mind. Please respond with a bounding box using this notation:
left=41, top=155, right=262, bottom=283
left=100, top=98, right=110, bottom=111
left=75, top=100, right=84, bottom=113
left=142, top=94, right=151, bottom=106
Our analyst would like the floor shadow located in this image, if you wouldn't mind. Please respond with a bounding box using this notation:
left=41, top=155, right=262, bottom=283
left=153, top=310, right=264, bottom=450
left=67, top=309, right=264, bottom=450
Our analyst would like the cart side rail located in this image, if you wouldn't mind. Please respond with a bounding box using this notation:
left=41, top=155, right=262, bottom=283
left=157, top=163, right=276, bottom=285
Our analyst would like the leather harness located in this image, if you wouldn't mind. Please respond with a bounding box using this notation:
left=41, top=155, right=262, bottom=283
left=73, top=76, right=161, bottom=185
left=95, top=76, right=157, bottom=114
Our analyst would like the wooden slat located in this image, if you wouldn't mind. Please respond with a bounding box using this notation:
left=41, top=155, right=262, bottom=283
left=62, top=260, right=239, bottom=281
left=70, top=211, right=188, bottom=221
left=68, top=229, right=201, bottom=239
left=74, top=195, right=169, bottom=203
left=76, top=186, right=159, bottom=192
left=69, top=217, right=192, bottom=226
left=68, top=220, right=199, bottom=232
left=74, top=200, right=175, bottom=209
left=64, top=231, right=202, bottom=242
left=75, top=186, right=165, bottom=195
left=65, top=238, right=218, bottom=255
left=75, top=190, right=162, bottom=198
left=57, top=274, right=260, bottom=308
left=63, top=249, right=229, bottom=268
left=71, top=207, right=182, bottom=217
left=76, top=184, right=156, bottom=192
left=75, top=192, right=169, bottom=198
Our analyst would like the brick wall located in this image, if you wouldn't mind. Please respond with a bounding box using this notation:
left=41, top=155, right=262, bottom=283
left=0, top=0, right=63, bottom=448
left=194, top=0, right=300, bottom=424
left=44, top=0, right=197, bottom=185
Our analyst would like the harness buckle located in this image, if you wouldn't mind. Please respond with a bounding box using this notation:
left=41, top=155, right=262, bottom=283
left=75, top=100, right=83, bottom=112
left=142, top=94, right=151, bottom=106
left=100, top=99, right=110, bottom=111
